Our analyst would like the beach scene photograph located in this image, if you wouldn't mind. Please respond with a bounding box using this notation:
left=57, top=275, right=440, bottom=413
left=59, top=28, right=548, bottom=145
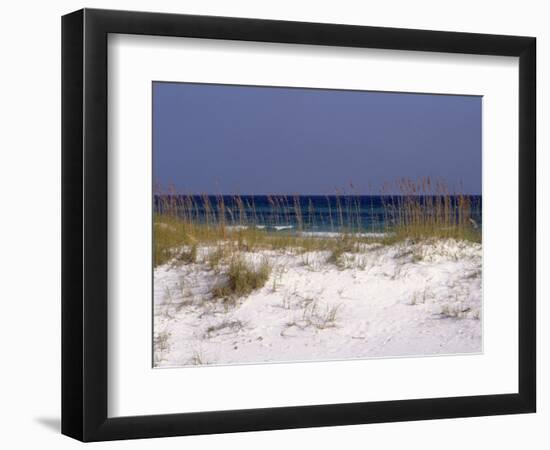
left=152, top=82, right=482, bottom=368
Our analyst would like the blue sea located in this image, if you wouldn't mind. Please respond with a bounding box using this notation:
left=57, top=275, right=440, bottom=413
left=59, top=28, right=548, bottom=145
left=154, top=195, right=482, bottom=234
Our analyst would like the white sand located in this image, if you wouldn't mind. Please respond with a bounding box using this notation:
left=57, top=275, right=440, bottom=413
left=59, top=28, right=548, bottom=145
left=154, top=238, right=482, bottom=368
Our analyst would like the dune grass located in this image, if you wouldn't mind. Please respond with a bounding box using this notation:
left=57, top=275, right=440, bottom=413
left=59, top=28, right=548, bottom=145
left=153, top=178, right=481, bottom=268
left=211, top=256, right=271, bottom=302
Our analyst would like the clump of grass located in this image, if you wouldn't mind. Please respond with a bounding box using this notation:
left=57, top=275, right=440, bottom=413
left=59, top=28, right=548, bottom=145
left=283, top=300, right=342, bottom=333
left=271, top=267, right=285, bottom=292
left=153, top=330, right=171, bottom=365
left=188, top=350, right=208, bottom=366
left=206, top=245, right=227, bottom=271
left=409, top=288, right=430, bottom=305
left=175, top=243, right=197, bottom=265
left=464, top=268, right=482, bottom=279
left=154, top=330, right=170, bottom=353
left=212, top=256, right=271, bottom=302
left=439, top=303, right=469, bottom=319
left=205, top=320, right=244, bottom=338
left=412, top=252, right=424, bottom=263
left=326, top=237, right=357, bottom=267
left=153, top=215, right=191, bottom=267
left=310, top=302, right=341, bottom=329
left=379, top=177, right=481, bottom=243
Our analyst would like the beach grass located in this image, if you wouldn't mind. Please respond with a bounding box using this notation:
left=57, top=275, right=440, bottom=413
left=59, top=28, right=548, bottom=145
left=153, top=178, right=481, bottom=268
left=211, top=255, right=271, bottom=302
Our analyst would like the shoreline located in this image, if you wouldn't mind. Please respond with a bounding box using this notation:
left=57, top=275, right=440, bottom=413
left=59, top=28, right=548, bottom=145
left=225, top=225, right=389, bottom=238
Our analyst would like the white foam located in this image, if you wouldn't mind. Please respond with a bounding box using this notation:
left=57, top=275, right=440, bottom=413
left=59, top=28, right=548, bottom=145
left=273, top=225, right=294, bottom=231
left=299, top=231, right=388, bottom=239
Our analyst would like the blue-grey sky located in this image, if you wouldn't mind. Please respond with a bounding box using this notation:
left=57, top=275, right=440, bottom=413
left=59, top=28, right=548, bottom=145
left=153, top=82, right=481, bottom=195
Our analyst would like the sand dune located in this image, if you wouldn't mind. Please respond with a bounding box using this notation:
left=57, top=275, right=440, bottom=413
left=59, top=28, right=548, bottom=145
left=154, top=238, right=482, bottom=368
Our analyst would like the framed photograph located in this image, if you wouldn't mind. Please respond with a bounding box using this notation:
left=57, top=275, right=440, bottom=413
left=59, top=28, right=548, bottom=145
left=62, top=8, right=536, bottom=442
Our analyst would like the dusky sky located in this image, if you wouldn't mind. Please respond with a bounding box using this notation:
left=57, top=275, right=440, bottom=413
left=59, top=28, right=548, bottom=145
left=153, top=82, right=481, bottom=195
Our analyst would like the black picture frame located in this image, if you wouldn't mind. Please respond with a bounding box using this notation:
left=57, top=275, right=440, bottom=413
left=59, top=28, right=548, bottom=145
left=61, top=8, right=536, bottom=442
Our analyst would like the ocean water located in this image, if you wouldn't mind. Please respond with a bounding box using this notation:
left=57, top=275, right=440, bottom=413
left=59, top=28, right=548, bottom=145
left=154, top=195, right=482, bottom=234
